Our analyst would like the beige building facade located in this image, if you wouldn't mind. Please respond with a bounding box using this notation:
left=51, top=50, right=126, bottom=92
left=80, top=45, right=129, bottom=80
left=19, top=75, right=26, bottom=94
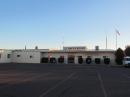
left=0, top=46, right=115, bottom=64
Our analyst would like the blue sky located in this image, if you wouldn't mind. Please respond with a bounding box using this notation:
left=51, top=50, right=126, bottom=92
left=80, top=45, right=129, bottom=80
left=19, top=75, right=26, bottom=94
left=0, top=0, right=130, bottom=50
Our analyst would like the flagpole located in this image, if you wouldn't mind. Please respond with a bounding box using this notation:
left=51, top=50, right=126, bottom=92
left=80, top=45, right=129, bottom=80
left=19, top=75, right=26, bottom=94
left=106, top=36, right=107, bottom=49
left=115, top=28, right=120, bottom=50
left=116, top=31, right=117, bottom=50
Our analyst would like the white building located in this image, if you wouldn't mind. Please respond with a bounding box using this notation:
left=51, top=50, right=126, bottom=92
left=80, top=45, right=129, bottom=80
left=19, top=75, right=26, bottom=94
left=63, top=46, right=87, bottom=51
left=0, top=49, right=12, bottom=63
left=0, top=46, right=115, bottom=64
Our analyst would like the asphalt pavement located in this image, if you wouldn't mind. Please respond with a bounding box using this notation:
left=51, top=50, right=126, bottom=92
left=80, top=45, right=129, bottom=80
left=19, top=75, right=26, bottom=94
left=0, top=63, right=130, bottom=97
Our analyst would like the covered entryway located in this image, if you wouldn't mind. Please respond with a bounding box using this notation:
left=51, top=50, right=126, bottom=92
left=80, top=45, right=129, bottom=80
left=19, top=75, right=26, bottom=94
left=68, top=55, right=75, bottom=63
left=95, top=58, right=101, bottom=64
left=78, top=56, right=83, bottom=64
left=86, top=58, right=92, bottom=64
left=104, top=58, right=110, bottom=64
left=41, top=57, right=49, bottom=63
left=58, top=56, right=64, bottom=63
left=50, top=57, right=56, bottom=63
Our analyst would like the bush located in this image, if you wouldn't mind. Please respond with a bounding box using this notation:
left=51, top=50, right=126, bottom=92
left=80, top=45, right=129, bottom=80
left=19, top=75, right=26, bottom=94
left=115, top=48, right=124, bottom=65
left=125, top=46, right=130, bottom=56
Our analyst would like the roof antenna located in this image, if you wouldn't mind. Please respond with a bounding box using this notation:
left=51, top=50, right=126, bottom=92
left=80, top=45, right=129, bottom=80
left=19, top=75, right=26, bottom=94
left=25, top=45, right=26, bottom=50
left=62, top=32, right=64, bottom=50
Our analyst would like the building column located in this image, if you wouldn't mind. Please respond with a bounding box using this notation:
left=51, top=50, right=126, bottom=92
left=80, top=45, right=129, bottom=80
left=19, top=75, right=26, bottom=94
left=64, top=56, right=68, bottom=64
left=75, top=56, right=78, bottom=64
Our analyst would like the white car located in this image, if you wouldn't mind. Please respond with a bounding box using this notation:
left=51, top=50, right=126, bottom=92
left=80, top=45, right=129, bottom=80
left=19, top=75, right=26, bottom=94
left=123, top=56, right=130, bottom=67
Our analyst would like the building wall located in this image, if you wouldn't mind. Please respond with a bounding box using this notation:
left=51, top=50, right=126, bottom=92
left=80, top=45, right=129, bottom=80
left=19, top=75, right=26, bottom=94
left=0, top=50, right=12, bottom=63
left=41, top=52, right=68, bottom=64
left=63, top=46, right=87, bottom=51
left=12, top=51, right=41, bottom=63
left=0, top=49, right=115, bottom=64
left=74, top=52, right=115, bottom=64
left=41, top=52, right=115, bottom=64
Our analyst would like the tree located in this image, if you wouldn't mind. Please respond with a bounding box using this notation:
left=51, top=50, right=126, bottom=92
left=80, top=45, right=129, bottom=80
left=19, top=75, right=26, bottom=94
left=115, top=48, right=124, bottom=65
left=125, top=46, right=130, bottom=56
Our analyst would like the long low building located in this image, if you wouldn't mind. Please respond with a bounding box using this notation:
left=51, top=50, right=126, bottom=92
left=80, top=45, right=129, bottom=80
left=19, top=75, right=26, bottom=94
left=0, top=46, right=116, bottom=64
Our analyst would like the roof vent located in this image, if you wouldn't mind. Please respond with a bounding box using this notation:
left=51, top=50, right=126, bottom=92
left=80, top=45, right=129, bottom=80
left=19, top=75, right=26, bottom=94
left=35, top=46, right=38, bottom=50
left=95, top=46, right=99, bottom=50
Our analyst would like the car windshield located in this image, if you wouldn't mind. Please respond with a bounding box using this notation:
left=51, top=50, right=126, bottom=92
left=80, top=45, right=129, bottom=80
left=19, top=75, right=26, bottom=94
left=126, top=58, right=130, bottom=61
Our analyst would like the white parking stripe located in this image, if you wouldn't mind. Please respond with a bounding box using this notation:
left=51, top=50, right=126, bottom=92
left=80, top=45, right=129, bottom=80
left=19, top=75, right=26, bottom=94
left=39, top=72, right=76, bottom=97
left=97, top=72, right=108, bottom=97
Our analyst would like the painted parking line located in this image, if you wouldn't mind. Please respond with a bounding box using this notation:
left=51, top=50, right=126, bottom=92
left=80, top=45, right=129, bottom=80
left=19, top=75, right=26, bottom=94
left=39, top=72, right=76, bottom=97
left=97, top=71, right=108, bottom=97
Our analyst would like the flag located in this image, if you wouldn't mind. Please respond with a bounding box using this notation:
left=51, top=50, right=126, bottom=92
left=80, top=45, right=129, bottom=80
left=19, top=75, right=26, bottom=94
left=115, top=29, right=120, bottom=36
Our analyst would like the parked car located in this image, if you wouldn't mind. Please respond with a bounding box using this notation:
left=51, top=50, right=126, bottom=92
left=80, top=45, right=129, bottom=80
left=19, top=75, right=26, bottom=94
left=123, top=56, right=130, bottom=67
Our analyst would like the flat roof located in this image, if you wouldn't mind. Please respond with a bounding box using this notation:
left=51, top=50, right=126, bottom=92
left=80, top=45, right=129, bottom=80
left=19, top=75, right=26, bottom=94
left=42, top=49, right=115, bottom=53
left=7, top=49, right=115, bottom=53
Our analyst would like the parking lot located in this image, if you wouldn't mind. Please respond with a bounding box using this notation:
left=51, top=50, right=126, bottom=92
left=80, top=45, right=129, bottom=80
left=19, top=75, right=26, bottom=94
left=0, top=63, right=130, bottom=97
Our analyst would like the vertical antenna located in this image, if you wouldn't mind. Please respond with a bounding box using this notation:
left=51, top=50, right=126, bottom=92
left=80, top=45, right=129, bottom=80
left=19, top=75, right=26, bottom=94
left=105, top=30, right=108, bottom=50
left=116, top=31, right=117, bottom=50
left=62, top=32, right=64, bottom=50
left=25, top=45, right=26, bottom=50
left=106, top=35, right=108, bottom=49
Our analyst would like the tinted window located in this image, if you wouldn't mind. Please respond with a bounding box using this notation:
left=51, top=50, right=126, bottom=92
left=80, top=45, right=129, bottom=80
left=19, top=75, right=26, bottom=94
left=17, top=55, right=20, bottom=57
left=126, top=58, right=130, bottom=61
left=30, top=56, right=33, bottom=58
left=7, top=54, right=11, bottom=58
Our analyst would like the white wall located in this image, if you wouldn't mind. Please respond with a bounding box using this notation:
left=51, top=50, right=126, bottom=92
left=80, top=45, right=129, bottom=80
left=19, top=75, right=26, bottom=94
left=41, top=52, right=115, bottom=64
left=12, top=51, right=41, bottom=63
left=41, top=52, right=68, bottom=64
left=0, top=50, right=12, bottom=63
left=75, top=52, right=115, bottom=64
left=0, top=49, right=115, bottom=64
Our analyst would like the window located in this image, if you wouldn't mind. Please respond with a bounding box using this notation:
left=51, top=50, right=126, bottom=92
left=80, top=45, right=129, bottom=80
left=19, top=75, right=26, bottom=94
left=7, top=54, right=11, bottom=58
left=17, top=55, right=20, bottom=57
left=30, top=55, right=33, bottom=59
left=103, top=56, right=107, bottom=58
left=126, top=58, right=130, bottom=61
